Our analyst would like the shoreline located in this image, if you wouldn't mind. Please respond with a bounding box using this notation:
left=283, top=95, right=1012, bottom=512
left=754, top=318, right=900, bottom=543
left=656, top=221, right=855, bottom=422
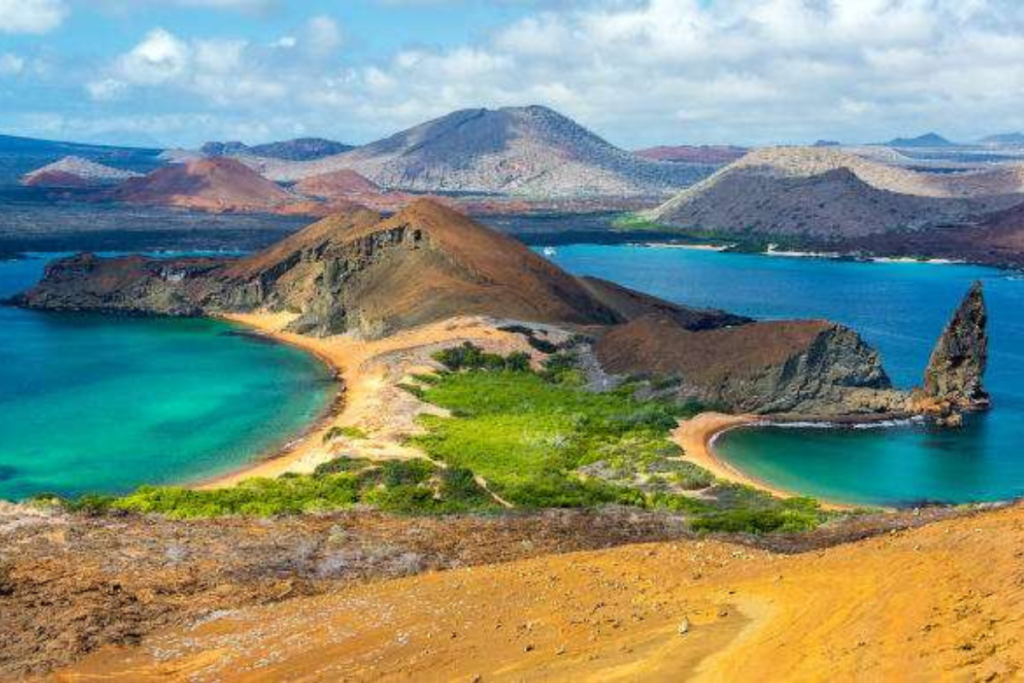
left=194, top=313, right=553, bottom=489
left=673, top=412, right=857, bottom=511
left=194, top=314, right=349, bottom=489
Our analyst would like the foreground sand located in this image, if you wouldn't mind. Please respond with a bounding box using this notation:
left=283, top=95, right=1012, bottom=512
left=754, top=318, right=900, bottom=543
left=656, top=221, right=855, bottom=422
left=201, top=313, right=553, bottom=487
left=56, top=500, right=1024, bottom=681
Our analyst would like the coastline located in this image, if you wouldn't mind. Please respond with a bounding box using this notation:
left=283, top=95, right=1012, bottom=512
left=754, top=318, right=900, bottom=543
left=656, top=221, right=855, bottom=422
left=195, top=312, right=552, bottom=489
left=673, top=412, right=856, bottom=511
left=194, top=313, right=348, bottom=488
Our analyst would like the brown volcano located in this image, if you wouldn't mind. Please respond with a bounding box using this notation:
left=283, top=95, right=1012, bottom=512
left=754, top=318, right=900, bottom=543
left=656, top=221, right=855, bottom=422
left=109, top=157, right=293, bottom=213
left=293, top=169, right=381, bottom=199
left=17, top=199, right=742, bottom=338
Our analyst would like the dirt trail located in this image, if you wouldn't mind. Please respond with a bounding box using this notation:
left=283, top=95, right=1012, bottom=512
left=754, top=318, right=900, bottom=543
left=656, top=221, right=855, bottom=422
left=56, top=502, right=1024, bottom=681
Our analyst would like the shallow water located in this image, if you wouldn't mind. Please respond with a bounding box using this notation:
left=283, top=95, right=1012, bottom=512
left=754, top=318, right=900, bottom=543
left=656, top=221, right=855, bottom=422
left=0, top=257, right=334, bottom=501
left=545, top=244, right=1024, bottom=506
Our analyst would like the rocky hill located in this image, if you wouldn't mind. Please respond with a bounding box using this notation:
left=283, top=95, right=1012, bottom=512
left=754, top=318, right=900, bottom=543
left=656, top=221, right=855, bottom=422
left=15, top=200, right=745, bottom=338
left=202, top=137, right=353, bottom=162
left=0, top=135, right=164, bottom=186
left=20, top=156, right=141, bottom=188
left=107, top=158, right=294, bottom=213
left=243, top=106, right=715, bottom=198
left=886, top=133, right=954, bottom=148
left=981, top=133, right=1024, bottom=148
left=633, top=145, right=746, bottom=165
left=594, top=314, right=902, bottom=415
left=292, top=169, right=381, bottom=199
left=646, top=147, right=1024, bottom=239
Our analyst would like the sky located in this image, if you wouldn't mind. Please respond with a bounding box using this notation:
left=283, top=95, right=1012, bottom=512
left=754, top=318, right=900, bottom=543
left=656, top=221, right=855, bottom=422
left=1, top=0, right=1024, bottom=149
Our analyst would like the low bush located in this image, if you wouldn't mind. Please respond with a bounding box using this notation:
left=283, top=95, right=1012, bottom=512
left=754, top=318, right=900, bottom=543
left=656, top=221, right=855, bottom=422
left=323, top=425, right=369, bottom=443
left=65, top=457, right=498, bottom=519
left=432, top=342, right=530, bottom=373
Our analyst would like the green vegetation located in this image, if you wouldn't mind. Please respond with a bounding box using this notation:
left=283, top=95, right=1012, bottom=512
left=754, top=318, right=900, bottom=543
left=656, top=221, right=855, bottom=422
left=323, top=425, right=369, bottom=443
left=50, top=457, right=497, bottom=519
left=410, top=343, right=831, bottom=532
left=49, top=343, right=831, bottom=534
left=690, top=496, right=825, bottom=534
left=612, top=212, right=671, bottom=232
left=432, top=342, right=531, bottom=372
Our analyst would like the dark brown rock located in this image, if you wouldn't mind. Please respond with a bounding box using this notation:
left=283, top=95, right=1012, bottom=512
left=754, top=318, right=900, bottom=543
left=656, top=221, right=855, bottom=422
left=920, top=281, right=990, bottom=411
left=594, top=314, right=904, bottom=416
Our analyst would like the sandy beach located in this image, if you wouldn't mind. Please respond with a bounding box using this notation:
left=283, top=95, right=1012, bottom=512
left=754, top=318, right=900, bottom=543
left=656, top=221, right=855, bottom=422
left=199, top=312, right=556, bottom=488
left=673, top=412, right=855, bottom=510
left=204, top=314, right=854, bottom=513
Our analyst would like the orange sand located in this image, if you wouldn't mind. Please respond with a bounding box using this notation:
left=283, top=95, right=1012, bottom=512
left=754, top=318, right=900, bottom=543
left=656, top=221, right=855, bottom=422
left=57, top=500, right=1024, bottom=681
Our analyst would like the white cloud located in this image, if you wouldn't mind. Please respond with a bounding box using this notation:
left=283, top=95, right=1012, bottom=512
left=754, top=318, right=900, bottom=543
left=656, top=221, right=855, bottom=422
left=115, top=28, right=190, bottom=84
left=91, top=27, right=287, bottom=105
left=0, top=53, right=25, bottom=76
left=0, top=0, right=67, bottom=34
left=306, top=15, right=342, bottom=57
left=85, top=78, right=126, bottom=100
left=73, top=1, right=1024, bottom=147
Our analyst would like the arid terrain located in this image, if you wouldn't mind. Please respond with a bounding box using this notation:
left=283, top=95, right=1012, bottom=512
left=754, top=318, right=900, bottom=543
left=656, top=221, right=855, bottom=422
left=24, top=500, right=1019, bottom=682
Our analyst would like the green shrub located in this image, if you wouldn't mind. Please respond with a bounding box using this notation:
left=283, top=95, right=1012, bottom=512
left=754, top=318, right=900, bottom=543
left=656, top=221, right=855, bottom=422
left=690, top=507, right=823, bottom=534
left=313, top=456, right=373, bottom=477
left=323, top=425, right=369, bottom=443
left=432, top=342, right=531, bottom=373
left=410, top=366, right=703, bottom=508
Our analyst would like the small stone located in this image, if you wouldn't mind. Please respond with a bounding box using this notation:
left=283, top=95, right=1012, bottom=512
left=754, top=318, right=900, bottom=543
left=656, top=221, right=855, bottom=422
left=524, top=643, right=535, bottom=652
left=677, top=617, right=690, bottom=635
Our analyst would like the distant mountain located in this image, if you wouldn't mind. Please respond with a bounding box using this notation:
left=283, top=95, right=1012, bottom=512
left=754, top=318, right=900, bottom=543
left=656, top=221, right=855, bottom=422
left=109, top=157, right=293, bottom=213
left=645, top=147, right=1021, bottom=239
left=813, top=140, right=841, bottom=147
left=633, top=145, right=746, bottom=165
left=248, top=106, right=716, bottom=198
left=202, top=137, right=354, bottom=162
left=980, top=133, right=1024, bottom=147
left=886, top=133, right=954, bottom=148
left=293, top=169, right=381, bottom=199
left=0, top=133, right=164, bottom=186
left=21, top=156, right=141, bottom=188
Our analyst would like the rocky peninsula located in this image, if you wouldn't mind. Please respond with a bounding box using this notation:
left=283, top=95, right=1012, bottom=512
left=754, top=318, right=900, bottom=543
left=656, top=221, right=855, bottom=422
left=13, top=199, right=986, bottom=422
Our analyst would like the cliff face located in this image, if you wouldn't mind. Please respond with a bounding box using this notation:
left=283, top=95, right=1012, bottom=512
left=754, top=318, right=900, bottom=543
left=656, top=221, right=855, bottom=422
left=918, top=282, right=990, bottom=415
left=594, top=314, right=904, bottom=416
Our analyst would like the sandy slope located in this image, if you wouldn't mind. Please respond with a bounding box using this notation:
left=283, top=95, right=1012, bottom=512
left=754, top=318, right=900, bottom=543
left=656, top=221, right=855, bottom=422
left=56, top=500, right=1024, bottom=681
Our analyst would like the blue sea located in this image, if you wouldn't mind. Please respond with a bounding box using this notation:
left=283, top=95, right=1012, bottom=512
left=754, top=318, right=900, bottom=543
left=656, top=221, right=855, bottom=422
left=0, top=256, right=335, bottom=501
left=545, top=244, right=1024, bottom=507
left=4, top=244, right=1024, bottom=507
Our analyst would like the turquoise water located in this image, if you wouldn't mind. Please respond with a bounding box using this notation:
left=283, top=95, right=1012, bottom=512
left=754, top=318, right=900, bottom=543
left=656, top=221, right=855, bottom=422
left=545, top=245, right=1024, bottom=507
left=0, top=257, right=335, bottom=501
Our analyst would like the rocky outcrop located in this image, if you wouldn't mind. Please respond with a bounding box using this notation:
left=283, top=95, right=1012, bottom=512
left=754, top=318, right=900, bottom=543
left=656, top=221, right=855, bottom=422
left=594, top=314, right=906, bottom=416
left=915, top=282, right=990, bottom=421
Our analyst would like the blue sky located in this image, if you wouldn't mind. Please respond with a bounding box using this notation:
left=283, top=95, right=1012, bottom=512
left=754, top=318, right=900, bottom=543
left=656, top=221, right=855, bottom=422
left=2, top=1, right=1024, bottom=149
